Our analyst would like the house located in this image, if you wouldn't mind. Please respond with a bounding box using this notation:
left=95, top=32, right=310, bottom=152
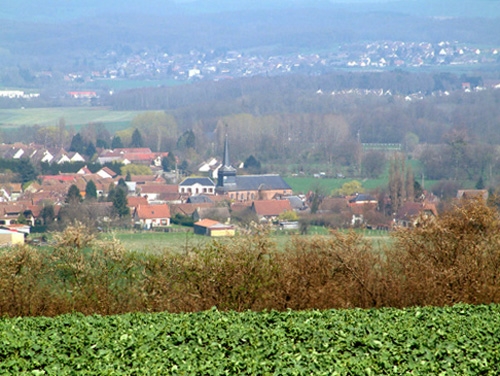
left=394, top=202, right=438, bottom=228
left=77, top=165, right=93, bottom=175
left=179, top=177, right=216, bottom=195
left=139, top=184, right=181, bottom=202
left=251, top=200, right=293, bottom=222
left=193, top=219, right=235, bottom=237
left=127, top=196, right=148, bottom=211
left=96, top=167, right=117, bottom=179
left=456, top=189, right=488, bottom=201
left=348, top=193, right=378, bottom=206
left=97, top=148, right=156, bottom=165
left=169, top=203, right=215, bottom=218
left=133, top=204, right=171, bottom=229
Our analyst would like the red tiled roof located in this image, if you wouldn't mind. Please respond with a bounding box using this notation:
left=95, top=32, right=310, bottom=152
left=128, top=196, right=148, bottom=208
left=135, top=204, right=171, bottom=219
left=252, top=200, right=293, bottom=217
left=140, top=184, right=179, bottom=194
left=194, top=219, right=221, bottom=228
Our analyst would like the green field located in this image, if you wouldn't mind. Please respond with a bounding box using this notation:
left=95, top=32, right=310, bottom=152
left=2, top=304, right=499, bottom=374
left=0, top=107, right=141, bottom=130
left=104, top=226, right=389, bottom=253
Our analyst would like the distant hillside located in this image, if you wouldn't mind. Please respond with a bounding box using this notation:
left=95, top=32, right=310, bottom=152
left=1, top=0, right=499, bottom=21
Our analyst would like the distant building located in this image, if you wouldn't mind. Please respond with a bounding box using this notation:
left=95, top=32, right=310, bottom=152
left=193, top=219, right=235, bottom=237
left=215, top=135, right=292, bottom=200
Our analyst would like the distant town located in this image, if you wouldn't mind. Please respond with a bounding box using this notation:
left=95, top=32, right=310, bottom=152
left=47, top=40, right=500, bottom=86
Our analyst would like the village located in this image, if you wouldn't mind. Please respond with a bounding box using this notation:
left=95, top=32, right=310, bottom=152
left=0, top=132, right=487, bottom=247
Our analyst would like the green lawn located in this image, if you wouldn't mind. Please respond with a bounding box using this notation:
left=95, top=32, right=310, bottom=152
left=103, top=225, right=391, bottom=254
left=101, top=229, right=213, bottom=254
left=0, top=107, right=141, bottom=129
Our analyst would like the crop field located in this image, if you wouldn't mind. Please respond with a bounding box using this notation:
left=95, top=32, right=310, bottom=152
left=1, top=304, right=499, bottom=374
left=0, top=107, right=141, bottom=130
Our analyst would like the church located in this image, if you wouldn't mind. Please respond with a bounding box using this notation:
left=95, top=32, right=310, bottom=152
left=215, top=136, right=293, bottom=201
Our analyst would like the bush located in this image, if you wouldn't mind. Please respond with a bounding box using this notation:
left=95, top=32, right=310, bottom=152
left=2, top=198, right=500, bottom=317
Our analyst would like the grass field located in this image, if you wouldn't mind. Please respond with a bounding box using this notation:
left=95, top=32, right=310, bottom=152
left=103, top=225, right=391, bottom=253
left=0, top=107, right=141, bottom=129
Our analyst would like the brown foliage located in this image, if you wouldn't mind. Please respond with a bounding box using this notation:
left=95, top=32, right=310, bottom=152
left=1, top=198, right=500, bottom=317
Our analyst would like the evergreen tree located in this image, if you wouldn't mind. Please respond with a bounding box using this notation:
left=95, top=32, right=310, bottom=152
left=40, top=204, right=55, bottom=225
left=85, top=142, right=96, bottom=158
left=18, top=158, right=38, bottom=184
left=96, top=138, right=109, bottom=149
left=65, top=184, right=82, bottom=204
left=117, top=178, right=128, bottom=191
left=112, top=187, right=130, bottom=218
left=161, top=152, right=176, bottom=172
left=69, top=133, right=86, bottom=154
left=244, top=155, right=261, bottom=171
left=476, top=176, right=485, bottom=190
left=85, top=180, right=98, bottom=200
left=111, top=135, right=123, bottom=149
left=130, top=128, right=144, bottom=148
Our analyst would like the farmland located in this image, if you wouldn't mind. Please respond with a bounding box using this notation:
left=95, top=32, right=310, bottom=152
left=105, top=226, right=386, bottom=253
left=0, top=107, right=139, bottom=131
left=1, top=304, right=499, bottom=374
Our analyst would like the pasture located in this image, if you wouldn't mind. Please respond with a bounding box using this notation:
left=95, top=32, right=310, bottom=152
left=0, top=107, right=140, bottom=130
left=103, top=226, right=390, bottom=253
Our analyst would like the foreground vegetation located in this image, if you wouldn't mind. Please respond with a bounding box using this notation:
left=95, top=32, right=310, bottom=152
left=1, top=198, right=499, bottom=317
left=2, top=304, right=499, bottom=374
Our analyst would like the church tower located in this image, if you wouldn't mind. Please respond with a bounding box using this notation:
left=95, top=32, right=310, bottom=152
left=217, top=134, right=237, bottom=190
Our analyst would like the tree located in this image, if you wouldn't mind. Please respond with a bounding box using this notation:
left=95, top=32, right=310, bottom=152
left=308, top=184, right=327, bottom=214
left=131, top=111, right=178, bottom=151
left=361, top=151, right=385, bottom=178
left=96, top=138, right=109, bottom=149
left=85, top=142, right=97, bottom=158
left=85, top=180, right=98, bottom=201
left=120, top=164, right=152, bottom=176
left=177, top=130, right=196, bottom=150
left=40, top=204, right=55, bottom=226
left=335, top=180, right=364, bottom=196
left=69, top=133, right=86, bottom=154
left=18, top=158, right=37, bottom=184
left=278, top=210, right=299, bottom=222
left=162, top=152, right=176, bottom=172
left=388, top=153, right=406, bottom=214
left=244, top=155, right=261, bottom=172
left=130, top=128, right=144, bottom=148
left=66, top=184, right=82, bottom=204
left=111, top=135, right=123, bottom=149
left=112, top=186, right=130, bottom=218
left=476, top=176, right=485, bottom=190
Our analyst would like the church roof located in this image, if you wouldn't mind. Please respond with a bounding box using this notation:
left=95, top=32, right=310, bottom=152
left=219, top=174, right=291, bottom=192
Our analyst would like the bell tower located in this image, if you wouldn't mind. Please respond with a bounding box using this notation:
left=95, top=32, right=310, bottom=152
left=217, top=134, right=236, bottom=189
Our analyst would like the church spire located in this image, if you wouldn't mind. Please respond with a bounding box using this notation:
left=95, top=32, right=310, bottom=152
left=223, top=133, right=231, bottom=168
left=217, top=133, right=236, bottom=189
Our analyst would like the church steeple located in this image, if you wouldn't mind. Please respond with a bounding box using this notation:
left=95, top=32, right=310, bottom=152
left=217, top=134, right=236, bottom=189
left=222, top=133, right=232, bottom=169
